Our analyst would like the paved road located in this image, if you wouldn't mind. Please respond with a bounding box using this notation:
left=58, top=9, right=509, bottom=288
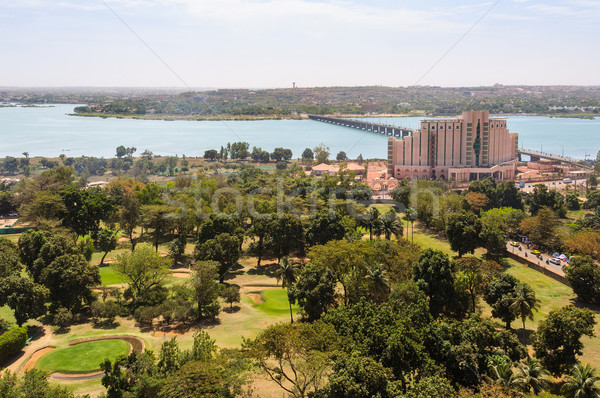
left=506, top=242, right=566, bottom=276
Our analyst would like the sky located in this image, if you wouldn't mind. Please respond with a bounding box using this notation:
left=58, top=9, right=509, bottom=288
left=1, top=0, right=599, bottom=88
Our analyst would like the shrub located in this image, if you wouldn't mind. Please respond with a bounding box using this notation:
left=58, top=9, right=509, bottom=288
left=134, top=306, right=157, bottom=327
left=0, top=327, right=27, bottom=363
left=53, top=308, right=73, bottom=330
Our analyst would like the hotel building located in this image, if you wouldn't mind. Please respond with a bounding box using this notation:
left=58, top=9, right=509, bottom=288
left=387, top=111, right=518, bottom=182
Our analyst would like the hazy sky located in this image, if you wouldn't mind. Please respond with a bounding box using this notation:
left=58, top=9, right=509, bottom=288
left=1, top=0, right=599, bottom=87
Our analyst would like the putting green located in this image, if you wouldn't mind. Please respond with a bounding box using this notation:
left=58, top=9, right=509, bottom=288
left=249, top=289, right=298, bottom=315
left=36, top=339, right=130, bottom=374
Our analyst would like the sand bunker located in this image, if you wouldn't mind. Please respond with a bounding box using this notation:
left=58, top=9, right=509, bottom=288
left=248, top=293, right=264, bottom=304
left=20, top=346, right=55, bottom=373
left=171, top=272, right=191, bottom=278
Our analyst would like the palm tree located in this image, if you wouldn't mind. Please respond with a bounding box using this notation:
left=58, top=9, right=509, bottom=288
left=583, top=207, right=600, bottom=229
left=487, top=355, right=516, bottom=388
left=379, top=211, right=403, bottom=240
left=513, top=357, right=552, bottom=394
left=361, top=207, right=381, bottom=240
left=561, top=363, right=600, bottom=398
left=404, top=207, right=417, bottom=243
left=366, top=263, right=389, bottom=300
left=275, top=257, right=300, bottom=323
left=509, top=283, right=540, bottom=331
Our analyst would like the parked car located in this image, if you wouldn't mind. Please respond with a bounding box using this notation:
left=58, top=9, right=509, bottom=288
left=549, top=258, right=561, bottom=265
left=510, top=241, right=519, bottom=247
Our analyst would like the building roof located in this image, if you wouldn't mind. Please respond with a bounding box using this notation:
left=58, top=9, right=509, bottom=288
left=312, top=163, right=338, bottom=172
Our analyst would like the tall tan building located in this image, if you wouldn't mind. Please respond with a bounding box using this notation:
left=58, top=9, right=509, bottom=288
left=387, top=111, right=518, bottom=182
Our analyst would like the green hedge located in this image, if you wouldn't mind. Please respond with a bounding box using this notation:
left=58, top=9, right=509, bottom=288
left=0, top=327, right=27, bottom=363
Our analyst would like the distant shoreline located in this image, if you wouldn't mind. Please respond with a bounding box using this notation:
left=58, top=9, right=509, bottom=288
left=69, top=111, right=598, bottom=121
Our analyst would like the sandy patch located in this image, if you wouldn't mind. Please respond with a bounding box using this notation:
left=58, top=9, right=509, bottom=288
left=248, top=293, right=264, bottom=304
left=171, top=272, right=191, bottom=278
left=20, top=346, right=55, bottom=373
left=153, top=329, right=189, bottom=337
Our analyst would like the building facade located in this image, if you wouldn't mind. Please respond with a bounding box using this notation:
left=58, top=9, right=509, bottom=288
left=387, top=111, right=518, bottom=182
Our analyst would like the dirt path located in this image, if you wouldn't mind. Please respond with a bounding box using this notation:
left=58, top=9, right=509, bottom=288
left=4, top=325, right=53, bottom=374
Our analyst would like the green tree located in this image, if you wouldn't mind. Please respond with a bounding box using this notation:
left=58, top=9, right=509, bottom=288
left=455, top=257, right=501, bottom=312
left=302, top=148, right=314, bottom=161
left=412, top=249, right=460, bottom=317
left=119, top=192, right=141, bottom=251
left=509, top=283, right=540, bottom=331
left=18, top=191, right=66, bottom=224
left=532, top=305, right=597, bottom=376
left=271, top=147, right=293, bottom=162
left=195, top=233, right=242, bottom=283
left=446, top=210, right=481, bottom=257
left=0, top=275, right=48, bottom=326
left=561, top=363, right=600, bottom=398
left=60, top=187, right=116, bottom=237
left=336, top=151, right=347, bottom=161
left=378, top=210, right=403, bottom=240
left=40, top=254, right=100, bottom=311
left=359, top=207, right=381, bottom=241
left=168, top=233, right=187, bottom=269
left=158, top=360, right=234, bottom=398
left=0, top=237, right=21, bottom=279
left=275, top=257, right=300, bottom=323
left=564, top=256, right=600, bottom=304
left=526, top=184, right=567, bottom=217
left=114, top=244, right=171, bottom=305
left=141, top=204, right=175, bottom=252
left=519, top=206, right=563, bottom=250
left=306, top=210, right=346, bottom=247
left=96, top=228, right=119, bottom=265
left=513, top=357, right=552, bottom=394
left=317, top=354, right=393, bottom=398
left=243, top=321, right=340, bottom=398
left=115, top=145, right=127, bottom=158
left=288, top=263, right=336, bottom=322
left=267, top=214, right=305, bottom=263
left=313, top=143, right=330, bottom=164
left=204, top=149, right=218, bottom=160
left=248, top=213, right=274, bottom=266
left=483, top=273, right=519, bottom=329
left=190, top=261, right=221, bottom=319
left=221, top=286, right=241, bottom=309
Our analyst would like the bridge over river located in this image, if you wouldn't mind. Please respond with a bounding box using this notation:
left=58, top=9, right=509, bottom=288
left=518, top=149, right=592, bottom=169
left=308, top=114, right=413, bottom=138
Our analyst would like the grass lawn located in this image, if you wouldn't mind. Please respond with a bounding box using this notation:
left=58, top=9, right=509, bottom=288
left=249, top=289, right=299, bottom=316
left=0, top=305, right=16, bottom=324
left=36, top=339, right=130, bottom=374
left=99, top=265, right=128, bottom=286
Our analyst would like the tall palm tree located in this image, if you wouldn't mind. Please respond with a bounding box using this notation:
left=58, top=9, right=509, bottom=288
left=561, top=363, right=600, bottom=398
left=379, top=211, right=403, bottom=240
left=275, top=257, right=300, bottom=323
left=404, top=207, right=417, bottom=243
left=513, top=357, right=552, bottom=394
left=509, top=283, right=540, bottom=331
left=361, top=207, right=381, bottom=240
left=366, top=263, right=389, bottom=300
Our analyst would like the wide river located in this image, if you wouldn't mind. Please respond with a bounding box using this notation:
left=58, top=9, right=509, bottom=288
left=1, top=104, right=599, bottom=160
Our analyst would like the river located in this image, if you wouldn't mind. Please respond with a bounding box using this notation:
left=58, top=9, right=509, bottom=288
left=1, top=104, right=598, bottom=160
